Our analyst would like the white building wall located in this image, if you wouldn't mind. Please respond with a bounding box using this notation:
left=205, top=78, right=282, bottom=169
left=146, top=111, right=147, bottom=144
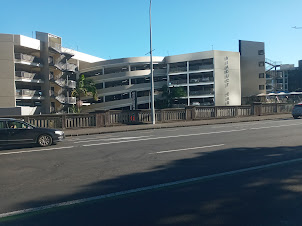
left=214, top=51, right=241, bottom=106
left=0, top=34, right=16, bottom=107
left=14, top=35, right=40, bottom=50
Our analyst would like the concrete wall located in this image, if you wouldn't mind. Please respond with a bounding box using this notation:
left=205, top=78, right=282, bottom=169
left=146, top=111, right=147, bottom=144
left=14, top=35, right=40, bottom=51
left=0, top=107, right=21, bottom=116
left=0, top=34, right=16, bottom=107
left=214, top=51, right=241, bottom=106
left=240, top=40, right=265, bottom=97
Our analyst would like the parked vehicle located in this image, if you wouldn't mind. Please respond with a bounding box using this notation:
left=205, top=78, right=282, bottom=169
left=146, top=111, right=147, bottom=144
left=191, top=102, right=201, bottom=106
left=292, top=103, right=302, bottom=119
left=0, top=118, right=64, bottom=147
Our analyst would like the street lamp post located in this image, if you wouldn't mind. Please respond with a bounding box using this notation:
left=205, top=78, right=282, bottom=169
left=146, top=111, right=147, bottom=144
left=149, top=0, right=155, bottom=124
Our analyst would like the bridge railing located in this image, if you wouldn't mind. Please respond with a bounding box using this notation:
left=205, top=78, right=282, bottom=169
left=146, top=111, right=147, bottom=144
left=3, top=103, right=293, bottom=129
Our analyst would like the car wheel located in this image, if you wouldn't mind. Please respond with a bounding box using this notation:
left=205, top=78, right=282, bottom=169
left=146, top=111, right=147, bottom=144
left=37, top=134, right=53, bottom=147
left=293, top=115, right=299, bottom=119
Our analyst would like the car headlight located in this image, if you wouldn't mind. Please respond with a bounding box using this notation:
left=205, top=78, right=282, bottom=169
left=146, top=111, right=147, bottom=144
left=55, top=131, right=64, bottom=135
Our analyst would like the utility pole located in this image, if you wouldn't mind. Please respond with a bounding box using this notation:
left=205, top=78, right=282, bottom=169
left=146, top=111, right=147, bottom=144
left=149, top=0, right=155, bottom=124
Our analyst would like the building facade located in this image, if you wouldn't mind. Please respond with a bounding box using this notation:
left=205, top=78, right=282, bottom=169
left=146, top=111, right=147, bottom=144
left=0, top=31, right=267, bottom=114
left=81, top=50, right=241, bottom=111
left=0, top=32, right=102, bottom=115
left=239, top=40, right=266, bottom=99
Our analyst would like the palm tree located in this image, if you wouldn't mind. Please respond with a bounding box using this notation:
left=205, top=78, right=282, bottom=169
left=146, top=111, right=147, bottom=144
left=71, top=74, right=98, bottom=113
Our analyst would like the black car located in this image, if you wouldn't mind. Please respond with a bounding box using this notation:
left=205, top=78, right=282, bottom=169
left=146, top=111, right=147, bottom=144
left=0, top=118, right=64, bottom=147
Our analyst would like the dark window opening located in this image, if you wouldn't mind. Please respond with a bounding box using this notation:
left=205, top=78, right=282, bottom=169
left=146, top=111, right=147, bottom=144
left=105, top=79, right=129, bottom=88
left=131, top=77, right=150, bottom=84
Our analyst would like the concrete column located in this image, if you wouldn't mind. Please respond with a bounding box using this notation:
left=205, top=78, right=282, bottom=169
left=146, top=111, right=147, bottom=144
left=187, top=61, right=190, bottom=106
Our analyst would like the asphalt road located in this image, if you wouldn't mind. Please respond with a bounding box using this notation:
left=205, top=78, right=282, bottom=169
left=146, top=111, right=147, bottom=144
left=1, top=118, right=302, bottom=225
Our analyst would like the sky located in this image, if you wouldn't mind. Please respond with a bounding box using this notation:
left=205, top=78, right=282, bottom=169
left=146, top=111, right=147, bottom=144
left=1, top=0, right=302, bottom=65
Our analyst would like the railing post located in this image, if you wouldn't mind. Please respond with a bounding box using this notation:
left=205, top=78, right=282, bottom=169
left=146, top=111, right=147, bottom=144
left=185, top=106, right=194, bottom=120
left=161, top=110, right=165, bottom=122
left=192, top=107, right=196, bottom=120
left=23, top=116, right=30, bottom=123
left=104, top=110, right=111, bottom=126
left=61, top=115, right=66, bottom=129
left=214, top=106, right=218, bottom=118
left=95, top=111, right=105, bottom=127
left=253, top=102, right=262, bottom=116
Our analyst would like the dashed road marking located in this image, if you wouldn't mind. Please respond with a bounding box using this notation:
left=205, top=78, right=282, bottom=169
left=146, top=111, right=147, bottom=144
left=149, top=144, right=225, bottom=154
left=0, top=146, right=74, bottom=156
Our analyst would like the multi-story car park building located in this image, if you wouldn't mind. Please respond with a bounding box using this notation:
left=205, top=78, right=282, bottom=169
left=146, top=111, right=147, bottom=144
left=0, top=32, right=102, bottom=115
left=80, top=50, right=242, bottom=111
left=0, top=31, right=266, bottom=114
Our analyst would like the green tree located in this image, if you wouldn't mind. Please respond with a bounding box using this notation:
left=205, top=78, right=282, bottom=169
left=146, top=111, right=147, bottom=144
left=156, top=85, right=186, bottom=109
left=71, top=74, right=98, bottom=113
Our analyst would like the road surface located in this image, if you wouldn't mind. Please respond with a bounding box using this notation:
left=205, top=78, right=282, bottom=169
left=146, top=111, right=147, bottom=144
left=1, top=118, right=302, bottom=225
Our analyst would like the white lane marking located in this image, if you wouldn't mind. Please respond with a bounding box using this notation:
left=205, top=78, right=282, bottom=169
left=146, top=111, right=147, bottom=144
left=1, top=156, right=302, bottom=219
left=73, top=136, right=151, bottom=144
left=83, top=123, right=302, bottom=147
left=210, top=120, right=293, bottom=129
left=83, top=129, right=247, bottom=147
left=68, top=135, right=115, bottom=141
left=149, top=144, right=225, bottom=154
left=0, top=146, right=74, bottom=156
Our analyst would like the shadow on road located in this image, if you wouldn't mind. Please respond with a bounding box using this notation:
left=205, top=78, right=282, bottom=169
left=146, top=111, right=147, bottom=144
left=3, top=144, right=302, bottom=225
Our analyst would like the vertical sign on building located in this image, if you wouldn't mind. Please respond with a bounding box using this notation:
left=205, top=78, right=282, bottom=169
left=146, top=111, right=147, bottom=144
left=224, top=56, right=230, bottom=105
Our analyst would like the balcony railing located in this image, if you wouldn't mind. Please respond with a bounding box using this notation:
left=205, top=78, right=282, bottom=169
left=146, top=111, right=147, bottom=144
left=66, top=63, right=77, bottom=72
left=15, top=53, right=41, bottom=65
left=169, top=67, right=187, bottom=74
left=67, top=80, right=76, bottom=89
left=55, top=95, right=76, bottom=104
left=53, top=78, right=76, bottom=88
left=49, top=42, right=62, bottom=53
left=189, top=90, right=214, bottom=96
left=169, top=79, right=187, bottom=85
left=16, top=89, right=42, bottom=97
left=15, top=71, right=41, bottom=80
left=189, top=77, right=214, bottom=83
left=49, top=60, right=77, bottom=72
left=189, top=64, right=214, bottom=71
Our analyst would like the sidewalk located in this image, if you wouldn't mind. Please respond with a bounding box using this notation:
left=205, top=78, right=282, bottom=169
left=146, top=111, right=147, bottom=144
left=63, top=113, right=293, bottom=137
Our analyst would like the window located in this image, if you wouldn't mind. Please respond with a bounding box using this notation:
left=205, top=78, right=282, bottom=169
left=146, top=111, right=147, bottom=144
left=0, top=121, right=6, bottom=129
left=258, top=50, right=264, bottom=55
left=153, top=64, right=167, bottom=70
left=105, top=79, right=129, bottom=88
left=105, top=93, right=129, bottom=102
left=130, top=64, right=150, bottom=71
left=8, top=121, right=30, bottom=129
left=169, top=62, right=187, bottom=73
left=259, top=62, right=265, bottom=67
left=259, top=73, right=264, bottom=78
left=154, top=76, right=167, bottom=82
left=189, top=59, right=214, bottom=71
left=131, top=77, right=150, bottom=84
left=95, top=83, right=104, bottom=89
left=259, top=85, right=265, bottom=90
left=104, top=66, right=129, bottom=74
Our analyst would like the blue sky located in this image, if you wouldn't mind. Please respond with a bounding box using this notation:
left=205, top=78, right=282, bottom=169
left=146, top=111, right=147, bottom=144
left=1, top=0, right=302, bottom=65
